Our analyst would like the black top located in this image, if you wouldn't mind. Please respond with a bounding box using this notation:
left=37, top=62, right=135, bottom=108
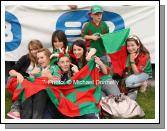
left=11, top=54, right=31, bottom=77
left=60, top=73, right=69, bottom=82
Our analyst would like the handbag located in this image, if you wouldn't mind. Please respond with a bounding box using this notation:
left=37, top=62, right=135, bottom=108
left=100, top=94, right=145, bottom=118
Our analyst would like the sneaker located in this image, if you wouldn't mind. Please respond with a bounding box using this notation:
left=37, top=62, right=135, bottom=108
left=7, top=111, right=20, bottom=119
left=139, top=81, right=148, bottom=93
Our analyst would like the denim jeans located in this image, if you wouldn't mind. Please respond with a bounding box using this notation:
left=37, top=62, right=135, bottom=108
left=10, top=101, right=20, bottom=112
left=125, top=73, right=149, bottom=101
left=125, top=73, right=149, bottom=88
left=20, top=90, right=48, bottom=119
left=101, top=78, right=120, bottom=97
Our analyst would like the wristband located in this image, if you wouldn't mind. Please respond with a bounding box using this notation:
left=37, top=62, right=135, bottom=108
left=130, top=61, right=135, bottom=64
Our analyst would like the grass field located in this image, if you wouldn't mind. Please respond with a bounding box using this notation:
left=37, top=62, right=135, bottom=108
left=5, top=86, right=155, bottom=119
left=136, top=86, right=155, bottom=119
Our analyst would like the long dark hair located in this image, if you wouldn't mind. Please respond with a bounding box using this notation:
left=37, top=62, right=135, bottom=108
left=71, top=39, right=87, bottom=68
left=51, top=30, right=67, bottom=51
left=126, top=35, right=150, bottom=57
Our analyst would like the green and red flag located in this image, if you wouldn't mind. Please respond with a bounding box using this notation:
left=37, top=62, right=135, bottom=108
left=101, top=28, right=130, bottom=76
left=7, top=59, right=101, bottom=117
left=46, top=59, right=101, bottom=117
left=7, top=77, right=51, bottom=102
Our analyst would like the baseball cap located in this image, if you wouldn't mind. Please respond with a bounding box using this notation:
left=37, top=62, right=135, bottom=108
left=88, top=5, right=103, bottom=15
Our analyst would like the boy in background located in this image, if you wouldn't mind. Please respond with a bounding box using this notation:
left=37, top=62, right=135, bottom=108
left=82, top=5, right=110, bottom=66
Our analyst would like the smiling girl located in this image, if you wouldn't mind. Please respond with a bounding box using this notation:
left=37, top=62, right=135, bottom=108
left=123, top=35, right=152, bottom=100
left=71, top=39, right=120, bottom=98
left=50, top=30, right=68, bottom=65
left=7, top=39, right=43, bottom=119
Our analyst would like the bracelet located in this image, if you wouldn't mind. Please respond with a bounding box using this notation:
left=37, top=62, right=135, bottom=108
left=130, top=61, right=135, bottom=64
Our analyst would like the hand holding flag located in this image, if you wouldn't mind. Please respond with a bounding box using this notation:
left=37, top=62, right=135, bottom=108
left=101, top=28, right=130, bottom=76
left=16, top=73, right=24, bottom=84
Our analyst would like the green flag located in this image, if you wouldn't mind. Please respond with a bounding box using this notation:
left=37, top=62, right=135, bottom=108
left=101, top=28, right=130, bottom=76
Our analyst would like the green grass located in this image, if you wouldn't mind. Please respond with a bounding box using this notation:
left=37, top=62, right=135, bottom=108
left=136, top=86, right=155, bottom=119
left=5, top=87, right=155, bottom=119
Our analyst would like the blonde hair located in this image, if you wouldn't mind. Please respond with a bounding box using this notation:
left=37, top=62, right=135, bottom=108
left=28, top=39, right=43, bottom=67
left=37, top=48, right=52, bottom=59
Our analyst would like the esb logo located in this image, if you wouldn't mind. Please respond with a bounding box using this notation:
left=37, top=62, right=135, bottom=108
left=56, top=10, right=125, bottom=38
left=5, top=11, right=22, bottom=52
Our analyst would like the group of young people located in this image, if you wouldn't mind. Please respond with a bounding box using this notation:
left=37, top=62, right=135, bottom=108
left=6, top=5, right=152, bottom=119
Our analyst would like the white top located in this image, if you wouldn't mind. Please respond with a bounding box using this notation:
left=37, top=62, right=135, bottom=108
left=26, top=64, right=34, bottom=77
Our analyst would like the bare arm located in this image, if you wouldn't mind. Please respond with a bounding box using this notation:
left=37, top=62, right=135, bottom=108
left=9, top=69, right=24, bottom=83
left=84, top=35, right=100, bottom=41
left=131, top=63, right=140, bottom=74
left=94, top=56, right=108, bottom=75
left=86, top=48, right=96, bottom=61
left=130, top=53, right=140, bottom=74
left=9, top=69, right=19, bottom=77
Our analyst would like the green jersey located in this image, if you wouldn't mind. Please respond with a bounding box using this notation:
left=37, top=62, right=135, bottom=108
left=82, top=21, right=109, bottom=57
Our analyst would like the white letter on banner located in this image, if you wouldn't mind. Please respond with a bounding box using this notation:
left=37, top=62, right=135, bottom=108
left=5, top=22, right=13, bottom=42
